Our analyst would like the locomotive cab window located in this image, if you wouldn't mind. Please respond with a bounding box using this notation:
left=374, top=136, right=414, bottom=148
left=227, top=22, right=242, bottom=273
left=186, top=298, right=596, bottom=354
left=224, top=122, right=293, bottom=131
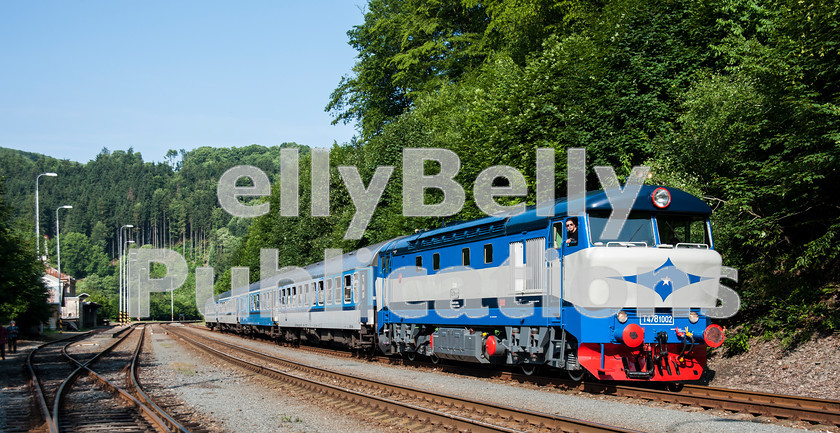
left=657, top=215, right=710, bottom=246
left=588, top=211, right=655, bottom=246
left=553, top=217, right=579, bottom=247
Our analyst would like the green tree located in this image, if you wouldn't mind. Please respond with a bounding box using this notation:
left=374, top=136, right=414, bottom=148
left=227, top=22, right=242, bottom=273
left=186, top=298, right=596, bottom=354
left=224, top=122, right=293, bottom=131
left=0, top=177, right=51, bottom=329
left=327, top=0, right=491, bottom=139
left=48, top=232, right=111, bottom=279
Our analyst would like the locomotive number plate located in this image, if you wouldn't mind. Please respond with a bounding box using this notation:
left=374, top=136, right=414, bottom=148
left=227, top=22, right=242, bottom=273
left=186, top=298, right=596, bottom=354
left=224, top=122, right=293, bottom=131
left=640, top=314, right=674, bottom=326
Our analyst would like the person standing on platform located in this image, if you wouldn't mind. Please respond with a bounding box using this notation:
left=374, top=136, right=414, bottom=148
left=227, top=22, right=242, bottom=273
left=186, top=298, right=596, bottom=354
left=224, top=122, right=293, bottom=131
left=7, top=320, right=19, bottom=353
left=0, top=324, right=7, bottom=360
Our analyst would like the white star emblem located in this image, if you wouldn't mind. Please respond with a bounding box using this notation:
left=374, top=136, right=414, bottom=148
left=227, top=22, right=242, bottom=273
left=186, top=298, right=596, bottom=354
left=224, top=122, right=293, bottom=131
left=661, top=277, right=672, bottom=286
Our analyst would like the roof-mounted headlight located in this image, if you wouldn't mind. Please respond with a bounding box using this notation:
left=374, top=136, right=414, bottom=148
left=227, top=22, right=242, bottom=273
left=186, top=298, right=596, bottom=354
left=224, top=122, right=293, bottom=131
left=652, top=187, right=671, bottom=209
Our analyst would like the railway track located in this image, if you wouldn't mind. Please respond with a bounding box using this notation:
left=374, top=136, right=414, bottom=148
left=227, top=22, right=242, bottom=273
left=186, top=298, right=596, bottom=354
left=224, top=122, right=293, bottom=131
left=27, top=325, right=194, bottom=433
left=389, top=353, right=840, bottom=427
left=167, top=323, right=638, bottom=433
left=196, top=324, right=840, bottom=428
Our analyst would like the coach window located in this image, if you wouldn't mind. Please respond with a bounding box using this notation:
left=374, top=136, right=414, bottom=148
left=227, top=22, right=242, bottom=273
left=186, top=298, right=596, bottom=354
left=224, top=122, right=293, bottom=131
left=462, top=248, right=470, bottom=266
left=353, top=272, right=359, bottom=303
left=326, top=278, right=333, bottom=304
left=484, top=244, right=493, bottom=264
left=344, top=275, right=352, bottom=303
left=334, top=277, right=341, bottom=303
left=433, top=253, right=441, bottom=271
left=318, top=280, right=324, bottom=306
left=416, top=255, right=423, bottom=268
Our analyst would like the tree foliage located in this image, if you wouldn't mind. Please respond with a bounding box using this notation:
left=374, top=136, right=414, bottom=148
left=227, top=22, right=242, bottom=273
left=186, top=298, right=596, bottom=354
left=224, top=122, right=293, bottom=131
left=0, top=177, right=51, bottom=329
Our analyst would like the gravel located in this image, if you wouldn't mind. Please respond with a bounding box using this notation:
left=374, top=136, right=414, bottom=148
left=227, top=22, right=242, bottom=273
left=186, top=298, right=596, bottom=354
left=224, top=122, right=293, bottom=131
left=156, top=325, right=821, bottom=433
left=707, top=333, right=840, bottom=401
left=146, top=324, right=390, bottom=433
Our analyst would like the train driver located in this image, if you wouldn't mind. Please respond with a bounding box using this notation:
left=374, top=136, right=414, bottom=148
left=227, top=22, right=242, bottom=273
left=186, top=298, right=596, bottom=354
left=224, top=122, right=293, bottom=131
left=565, top=218, right=578, bottom=246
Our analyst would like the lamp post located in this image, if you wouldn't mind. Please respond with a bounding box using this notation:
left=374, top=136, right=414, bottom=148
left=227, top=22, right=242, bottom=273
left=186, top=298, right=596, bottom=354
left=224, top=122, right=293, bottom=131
left=35, top=172, right=57, bottom=257
left=118, top=224, right=134, bottom=325
left=56, top=205, right=72, bottom=331
left=123, top=239, right=135, bottom=324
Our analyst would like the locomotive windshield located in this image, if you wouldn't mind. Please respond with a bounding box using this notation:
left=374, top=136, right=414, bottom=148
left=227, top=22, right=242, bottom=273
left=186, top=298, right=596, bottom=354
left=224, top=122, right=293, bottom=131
left=588, top=211, right=655, bottom=245
left=657, top=214, right=710, bottom=246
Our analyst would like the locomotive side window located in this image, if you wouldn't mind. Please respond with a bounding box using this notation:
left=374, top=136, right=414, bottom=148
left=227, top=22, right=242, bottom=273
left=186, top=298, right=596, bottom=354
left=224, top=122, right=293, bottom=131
left=433, top=253, right=440, bottom=270
left=462, top=248, right=470, bottom=266
left=657, top=215, right=710, bottom=246
left=588, top=211, right=654, bottom=245
left=416, top=256, right=422, bottom=268
left=344, top=275, right=352, bottom=303
left=510, top=241, right=525, bottom=292
left=484, top=244, right=493, bottom=263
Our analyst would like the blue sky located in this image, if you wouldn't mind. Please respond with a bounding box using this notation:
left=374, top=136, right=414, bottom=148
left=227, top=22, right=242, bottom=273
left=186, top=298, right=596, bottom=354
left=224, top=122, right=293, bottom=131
left=0, top=2, right=365, bottom=163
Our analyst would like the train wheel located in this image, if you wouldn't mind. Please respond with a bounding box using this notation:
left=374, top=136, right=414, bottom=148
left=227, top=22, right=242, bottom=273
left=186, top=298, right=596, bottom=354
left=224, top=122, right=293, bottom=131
left=520, top=364, right=537, bottom=376
left=567, top=369, right=585, bottom=381
left=430, top=354, right=440, bottom=364
left=406, top=352, right=416, bottom=361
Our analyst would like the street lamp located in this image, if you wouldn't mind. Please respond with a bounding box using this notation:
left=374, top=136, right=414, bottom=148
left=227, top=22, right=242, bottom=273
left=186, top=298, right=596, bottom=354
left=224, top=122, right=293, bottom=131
left=123, top=239, right=135, bottom=324
left=56, top=205, right=72, bottom=331
left=35, top=172, right=57, bottom=257
left=119, top=224, right=134, bottom=325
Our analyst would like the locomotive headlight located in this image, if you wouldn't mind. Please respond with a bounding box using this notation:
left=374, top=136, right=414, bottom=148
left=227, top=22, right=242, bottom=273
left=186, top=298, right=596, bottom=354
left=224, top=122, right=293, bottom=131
left=652, top=187, right=671, bottom=208
left=689, top=311, right=700, bottom=324
left=617, top=311, right=628, bottom=323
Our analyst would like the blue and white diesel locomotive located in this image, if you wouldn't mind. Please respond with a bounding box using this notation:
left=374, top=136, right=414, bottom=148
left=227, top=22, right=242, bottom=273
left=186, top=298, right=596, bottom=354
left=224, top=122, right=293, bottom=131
left=205, top=185, right=729, bottom=381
